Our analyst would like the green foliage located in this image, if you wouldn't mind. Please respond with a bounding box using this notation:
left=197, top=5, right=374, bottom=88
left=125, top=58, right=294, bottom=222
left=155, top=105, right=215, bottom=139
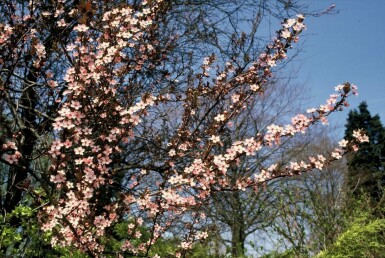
left=0, top=204, right=88, bottom=257
left=0, top=205, right=53, bottom=256
left=149, top=237, right=214, bottom=257
left=260, top=249, right=302, bottom=258
left=316, top=210, right=385, bottom=258
left=101, top=220, right=214, bottom=257
left=52, top=248, right=88, bottom=258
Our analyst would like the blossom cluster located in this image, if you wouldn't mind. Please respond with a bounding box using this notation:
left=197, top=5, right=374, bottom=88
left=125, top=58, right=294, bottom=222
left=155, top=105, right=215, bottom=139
left=1, top=141, right=21, bottom=164
left=0, top=24, right=13, bottom=45
left=39, top=0, right=167, bottom=253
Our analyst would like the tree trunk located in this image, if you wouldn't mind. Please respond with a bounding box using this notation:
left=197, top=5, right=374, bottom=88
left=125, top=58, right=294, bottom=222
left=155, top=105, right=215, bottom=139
left=230, top=191, right=246, bottom=257
left=3, top=68, right=37, bottom=215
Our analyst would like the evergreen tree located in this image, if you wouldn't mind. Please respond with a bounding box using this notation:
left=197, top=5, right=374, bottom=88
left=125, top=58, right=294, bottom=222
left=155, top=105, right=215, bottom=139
left=344, top=102, right=385, bottom=202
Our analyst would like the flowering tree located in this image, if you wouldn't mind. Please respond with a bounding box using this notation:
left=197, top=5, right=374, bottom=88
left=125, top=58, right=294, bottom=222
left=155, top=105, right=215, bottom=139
left=0, top=0, right=367, bottom=257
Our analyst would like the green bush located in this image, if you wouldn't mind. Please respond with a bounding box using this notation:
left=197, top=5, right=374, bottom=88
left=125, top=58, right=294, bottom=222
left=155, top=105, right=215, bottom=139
left=316, top=212, right=385, bottom=258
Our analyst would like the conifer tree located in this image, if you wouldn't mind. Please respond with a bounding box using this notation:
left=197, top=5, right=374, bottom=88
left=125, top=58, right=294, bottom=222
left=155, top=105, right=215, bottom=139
left=344, top=102, right=385, bottom=201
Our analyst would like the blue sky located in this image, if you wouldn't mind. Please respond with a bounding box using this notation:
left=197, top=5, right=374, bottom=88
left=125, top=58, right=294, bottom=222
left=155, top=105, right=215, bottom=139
left=295, top=0, right=385, bottom=135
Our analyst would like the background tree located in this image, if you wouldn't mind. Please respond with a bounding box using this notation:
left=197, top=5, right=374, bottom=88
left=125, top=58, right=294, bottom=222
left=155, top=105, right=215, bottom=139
left=268, top=104, right=385, bottom=258
left=263, top=128, right=349, bottom=257
left=344, top=101, right=385, bottom=204
left=204, top=78, right=309, bottom=257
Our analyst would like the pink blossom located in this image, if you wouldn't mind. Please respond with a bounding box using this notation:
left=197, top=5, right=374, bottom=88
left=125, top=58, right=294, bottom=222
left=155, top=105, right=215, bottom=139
left=281, top=29, right=291, bottom=39
left=74, top=146, right=85, bottom=155
left=209, top=135, right=221, bottom=144
left=352, top=129, right=369, bottom=143
left=74, top=24, right=89, bottom=32
left=338, top=139, right=348, bottom=147
left=214, top=114, right=226, bottom=122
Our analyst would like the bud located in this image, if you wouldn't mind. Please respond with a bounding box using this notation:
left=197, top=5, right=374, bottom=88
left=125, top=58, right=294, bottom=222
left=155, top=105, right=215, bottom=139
left=343, top=82, right=351, bottom=94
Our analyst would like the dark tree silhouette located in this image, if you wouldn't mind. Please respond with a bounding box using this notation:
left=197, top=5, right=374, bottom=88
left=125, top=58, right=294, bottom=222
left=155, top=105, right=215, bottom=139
left=344, top=102, right=385, bottom=202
